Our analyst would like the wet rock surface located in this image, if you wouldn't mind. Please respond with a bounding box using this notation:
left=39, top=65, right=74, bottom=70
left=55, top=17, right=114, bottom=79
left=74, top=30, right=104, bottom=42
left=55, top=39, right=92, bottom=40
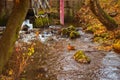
left=20, top=27, right=120, bottom=80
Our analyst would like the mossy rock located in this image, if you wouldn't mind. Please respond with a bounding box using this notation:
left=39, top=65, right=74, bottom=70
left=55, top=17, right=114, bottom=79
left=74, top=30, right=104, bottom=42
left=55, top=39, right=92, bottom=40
left=67, top=25, right=76, bottom=32
left=113, top=40, right=120, bottom=53
left=61, top=25, right=80, bottom=39
left=70, top=31, right=80, bottom=39
left=73, top=50, right=90, bottom=64
left=61, top=28, right=69, bottom=35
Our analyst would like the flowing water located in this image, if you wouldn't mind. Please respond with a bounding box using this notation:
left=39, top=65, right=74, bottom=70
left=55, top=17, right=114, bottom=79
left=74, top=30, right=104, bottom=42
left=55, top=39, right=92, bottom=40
left=99, top=51, right=120, bottom=80
left=19, top=26, right=120, bottom=80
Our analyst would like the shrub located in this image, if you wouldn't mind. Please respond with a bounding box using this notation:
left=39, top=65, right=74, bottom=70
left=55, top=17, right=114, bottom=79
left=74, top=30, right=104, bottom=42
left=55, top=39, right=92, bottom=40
left=42, top=17, right=49, bottom=26
left=34, top=17, right=49, bottom=28
left=34, top=17, right=43, bottom=27
left=2, top=42, right=35, bottom=80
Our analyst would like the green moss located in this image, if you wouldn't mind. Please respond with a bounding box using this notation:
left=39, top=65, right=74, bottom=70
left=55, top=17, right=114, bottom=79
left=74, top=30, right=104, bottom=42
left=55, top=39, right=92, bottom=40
left=70, top=31, right=80, bottom=39
left=34, top=15, right=49, bottom=28
left=34, top=17, right=43, bottom=27
left=103, top=10, right=118, bottom=29
left=61, top=28, right=69, bottom=35
left=67, top=25, right=76, bottom=32
left=42, top=17, right=49, bottom=26
left=74, top=50, right=90, bottom=64
left=61, top=25, right=80, bottom=39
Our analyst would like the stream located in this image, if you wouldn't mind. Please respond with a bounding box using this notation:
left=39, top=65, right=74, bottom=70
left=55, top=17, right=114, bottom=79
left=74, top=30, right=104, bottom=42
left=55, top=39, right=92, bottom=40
left=18, top=26, right=120, bottom=80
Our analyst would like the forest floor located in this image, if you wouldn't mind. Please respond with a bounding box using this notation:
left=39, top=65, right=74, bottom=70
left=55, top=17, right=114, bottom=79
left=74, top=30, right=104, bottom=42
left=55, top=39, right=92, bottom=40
left=20, top=26, right=120, bottom=80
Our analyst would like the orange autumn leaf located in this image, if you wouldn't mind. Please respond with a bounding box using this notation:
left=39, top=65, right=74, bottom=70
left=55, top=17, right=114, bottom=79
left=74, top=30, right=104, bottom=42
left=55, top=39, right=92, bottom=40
left=67, top=44, right=75, bottom=50
left=16, top=47, right=20, bottom=52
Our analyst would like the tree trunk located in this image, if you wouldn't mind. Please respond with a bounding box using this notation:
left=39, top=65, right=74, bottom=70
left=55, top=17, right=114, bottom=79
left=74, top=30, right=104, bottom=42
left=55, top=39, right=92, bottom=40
left=0, top=0, right=30, bottom=74
left=90, top=0, right=118, bottom=31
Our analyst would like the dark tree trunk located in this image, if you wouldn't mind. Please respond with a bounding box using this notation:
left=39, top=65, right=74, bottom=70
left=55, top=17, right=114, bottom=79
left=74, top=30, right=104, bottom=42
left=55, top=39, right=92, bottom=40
left=90, top=0, right=118, bottom=31
left=0, top=0, right=30, bottom=74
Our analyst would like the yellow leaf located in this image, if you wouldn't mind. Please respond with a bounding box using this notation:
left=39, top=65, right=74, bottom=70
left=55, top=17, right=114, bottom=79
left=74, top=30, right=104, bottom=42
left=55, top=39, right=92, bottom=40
left=8, top=69, right=13, bottom=75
